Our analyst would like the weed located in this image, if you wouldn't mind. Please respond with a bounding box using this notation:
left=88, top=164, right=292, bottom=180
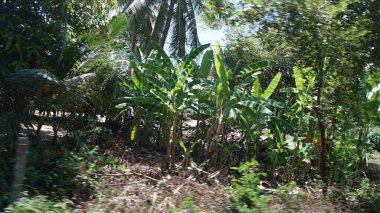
left=171, top=196, right=200, bottom=213
left=229, top=160, right=271, bottom=212
left=4, top=195, right=73, bottom=213
left=356, top=178, right=380, bottom=212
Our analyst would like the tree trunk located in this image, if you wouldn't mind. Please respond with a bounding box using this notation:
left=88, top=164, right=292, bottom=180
left=159, top=0, right=175, bottom=49
left=167, top=115, right=179, bottom=169
left=316, top=74, right=328, bottom=195
left=52, top=110, right=58, bottom=143
left=131, top=33, right=137, bottom=55
left=34, top=111, right=46, bottom=141
left=10, top=137, right=29, bottom=203
left=131, top=107, right=141, bottom=145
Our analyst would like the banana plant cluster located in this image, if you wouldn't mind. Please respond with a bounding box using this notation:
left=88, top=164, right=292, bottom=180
left=116, top=42, right=284, bottom=169
left=265, top=66, right=318, bottom=180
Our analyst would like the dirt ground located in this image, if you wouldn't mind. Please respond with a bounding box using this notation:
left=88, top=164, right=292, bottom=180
left=34, top=123, right=356, bottom=212
left=70, top=146, right=351, bottom=213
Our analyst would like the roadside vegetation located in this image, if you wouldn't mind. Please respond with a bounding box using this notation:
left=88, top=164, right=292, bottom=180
left=1, top=0, right=380, bottom=212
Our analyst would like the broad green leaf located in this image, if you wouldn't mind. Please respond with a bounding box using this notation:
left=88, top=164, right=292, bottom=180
left=238, top=113, right=249, bottom=128
left=171, top=68, right=192, bottom=97
left=152, top=43, right=174, bottom=70
left=239, top=61, right=275, bottom=77
left=226, top=108, right=238, bottom=120
left=275, top=125, right=284, bottom=149
left=255, top=105, right=273, bottom=114
left=140, top=63, right=169, bottom=78
left=215, top=41, right=230, bottom=97
left=171, top=81, right=184, bottom=96
left=237, top=101, right=273, bottom=114
left=262, top=72, right=282, bottom=99
left=118, top=97, right=158, bottom=105
left=150, top=89, right=176, bottom=113
left=144, top=74, right=170, bottom=94
left=293, top=67, right=306, bottom=91
left=131, top=70, right=141, bottom=90
left=184, top=43, right=211, bottom=62
left=175, top=90, right=187, bottom=110
left=253, top=97, right=285, bottom=108
left=198, top=50, right=213, bottom=78
left=115, top=103, right=127, bottom=109
left=252, top=77, right=262, bottom=97
left=179, top=141, right=187, bottom=153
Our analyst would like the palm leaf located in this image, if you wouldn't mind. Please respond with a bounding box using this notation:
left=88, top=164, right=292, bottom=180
left=170, top=0, right=187, bottom=57
left=185, top=0, right=201, bottom=48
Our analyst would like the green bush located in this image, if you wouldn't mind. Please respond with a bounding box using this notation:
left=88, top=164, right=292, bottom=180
left=45, top=145, right=112, bottom=200
left=4, top=195, right=72, bottom=213
left=356, top=178, right=380, bottom=212
left=330, top=140, right=360, bottom=185
left=229, top=160, right=271, bottom=212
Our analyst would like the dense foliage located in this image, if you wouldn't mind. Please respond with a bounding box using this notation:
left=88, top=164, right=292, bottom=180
left=0, top=0, right=379, bottom=212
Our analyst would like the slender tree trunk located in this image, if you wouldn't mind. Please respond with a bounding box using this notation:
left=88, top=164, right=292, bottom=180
left=58, top=2, right=68, bottom=68
left=168, top=115, right=179, bottom=169
left=316, top=74, right=328, bottom=195
left=206, top=112, right=224, bottom=167
left=10, top=137, right=28, bottom=203
left=131, top=107, right=141, bottom=145
left=35, top=111, right=47, bottom=141
left=131, top=33, right=137, bottom=55
left=159, top=0, right=175, bottom=49
left=166, top=116, right=173, bottom=169
left=52, top=110, right=58, bottom=143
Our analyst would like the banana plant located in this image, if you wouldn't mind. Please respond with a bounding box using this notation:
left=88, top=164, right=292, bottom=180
left=262, top=66, right=318, bottom=179
left=117, top=43, right=212, bottom=168
left=115, top=44, right=154, bottom=145
left=203, top=42, right=283, bottom=165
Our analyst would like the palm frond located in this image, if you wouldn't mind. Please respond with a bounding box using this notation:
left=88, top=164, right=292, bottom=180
left=170, top=0, right=187, bottom=57
left=185, top=0, right=201, bottom=48
left=150, top=1, right=169, bottom=47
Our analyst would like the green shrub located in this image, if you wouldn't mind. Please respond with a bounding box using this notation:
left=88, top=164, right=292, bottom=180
left=330, top=140, right=359, bottom=185
left=356, top=178, right=380, bottom=212
left=45, top=146, right=109, bottom=200
left=276, top=181, right=297, bottom=202
left=4, top=195, right=72, bottom=213
left=229, top=160, right=271, bottom=212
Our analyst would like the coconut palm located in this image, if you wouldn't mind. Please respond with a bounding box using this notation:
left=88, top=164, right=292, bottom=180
left=119, top=0, right=202, bottom=57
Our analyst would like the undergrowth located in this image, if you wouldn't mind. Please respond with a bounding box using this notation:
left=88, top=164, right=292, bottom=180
left=229, top=160, right=271, bottom=212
